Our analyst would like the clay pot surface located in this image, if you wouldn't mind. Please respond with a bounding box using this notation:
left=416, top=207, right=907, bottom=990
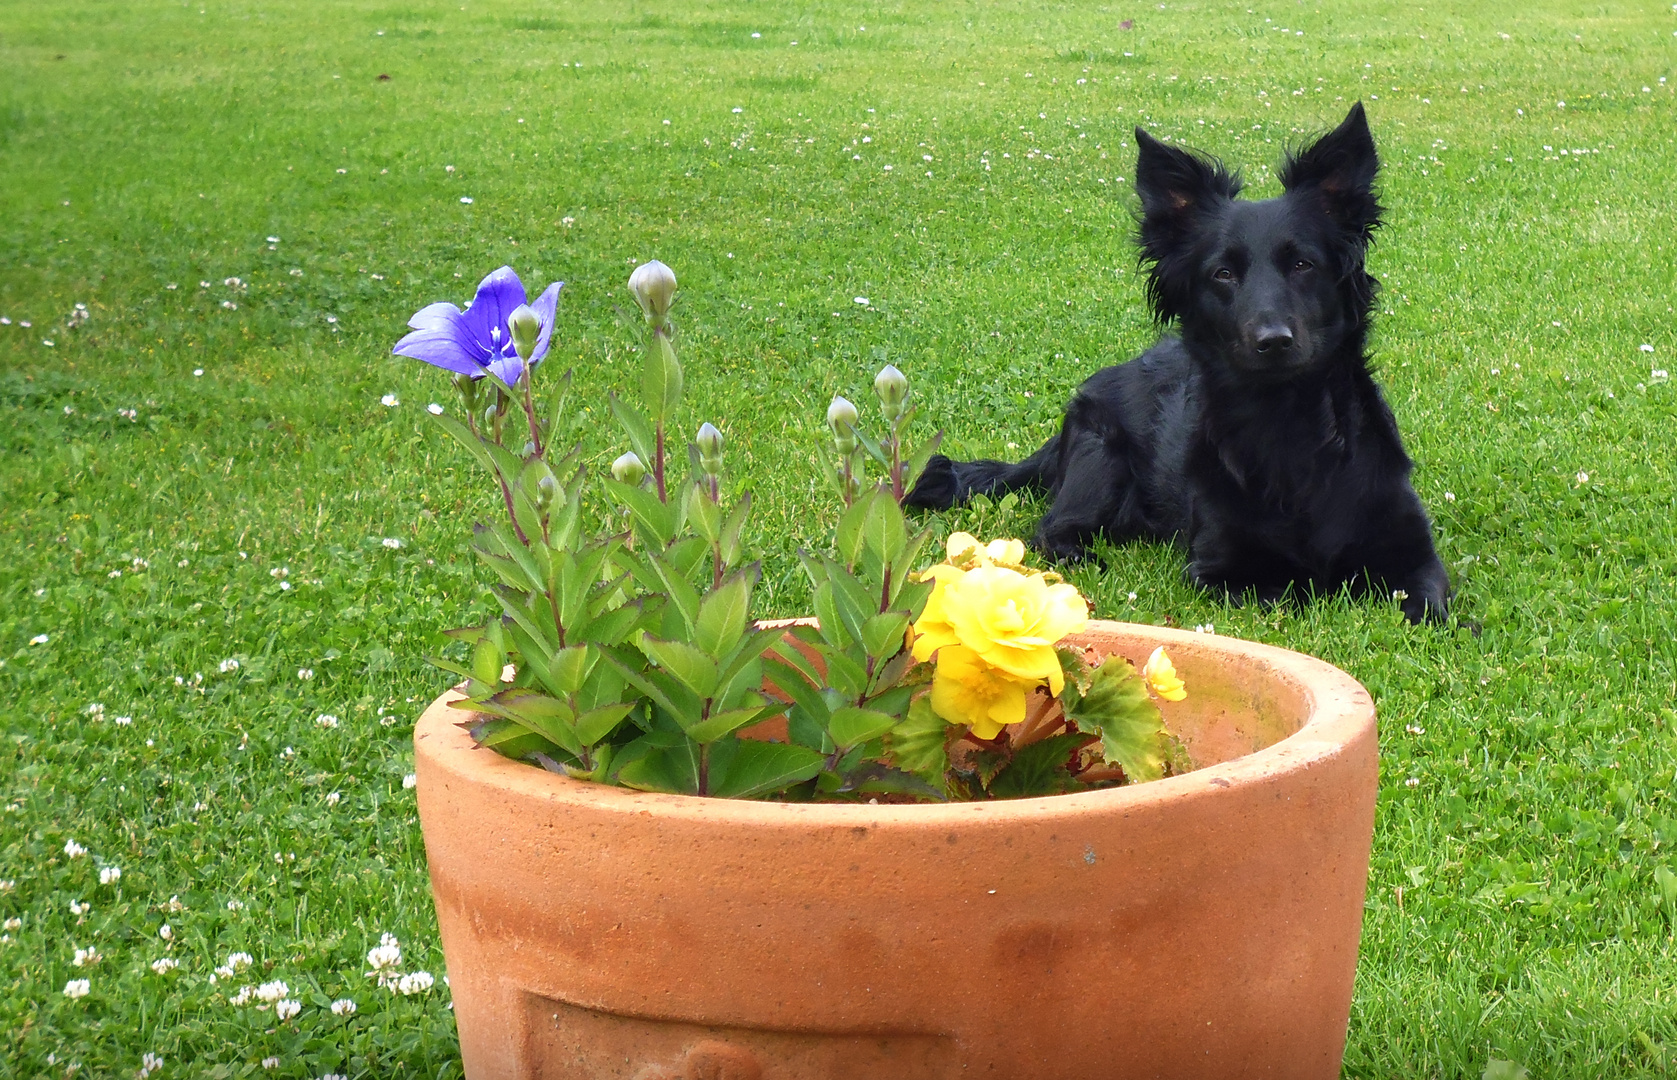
left=415, top=620, right=1377, bottom=1080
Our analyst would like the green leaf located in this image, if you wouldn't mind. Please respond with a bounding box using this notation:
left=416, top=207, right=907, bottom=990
left=719, top=493, right=752, bottom=567
left=707, top=741, right=825, bottom=799
left=860, top=487, right=908, bottom=567
left=574, top=703, right=636, bottom=746
left=640, top=636, right=720, bottom=701
left=1482, top=1062, right=1530, bottom=1080
left=811, top=581, right=852, bottom=649
left=608, top=394, right=658, bottom=469
left=841, top=762, right=946, bottom=801
left=483, top=688, right=580, bottom=755
left=643, top=333, right=684, bottom=422
left=427, top=409, right=496, bottom=476
left=820, top=558, right=875, bottom=644
left=547, top=645, right=592, bottom=694
left=694, top=568, right=753, bottom=659
left=645, top=550, right=703, bottom=636
left=812, top=641, right=869, bottom=698
left=884, top=695, right=950, bottom=794
left=1063, top=656, right=1169, bottom=784
left=615, top=741, right=700, bottom=795
left=888, top=529, right=936, bottom=611
left=686, top=484, right=723, bottom=544
left=828, top=706, right=899, bottom=750
left=598, top=646, right=694, bottom=724
left=762, top=653, right=832, bottom=724
left=472, top=637, right=505, bottom=686
left=605, top=476, right=680, bottom=547
left=859, top=611, right=910, bottom=662
left=833, top=492, right=871, bottom=567
left=684, top=703, right=783, bottom=744
left=986, top=733, right=1086, bottom=799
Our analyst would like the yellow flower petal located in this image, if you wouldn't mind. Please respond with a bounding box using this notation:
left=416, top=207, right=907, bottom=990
left=929, top=646, right=1030, bottom=739
left=946, top=532, right=984, bottom=562
left=1141, top=646, right=1187, bottom=702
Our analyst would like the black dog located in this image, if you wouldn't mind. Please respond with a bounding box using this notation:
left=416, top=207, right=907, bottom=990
left=907, top=103, right=1449, bottom=624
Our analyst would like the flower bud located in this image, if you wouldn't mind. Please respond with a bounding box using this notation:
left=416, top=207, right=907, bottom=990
left=696, top=421, right=724, bottom=476
left=534, top=473, right=559, bottom=509
left=627, top=260, right=677, bottom=328
left=453, top=372, right=478, bottom=407
left=827, top=395, right=859, bottom=453
left=874, top=364, right=908, bottom=418
left=508, top=304, right=542, bottom=361
left=610, top=451, right=647, bottom=485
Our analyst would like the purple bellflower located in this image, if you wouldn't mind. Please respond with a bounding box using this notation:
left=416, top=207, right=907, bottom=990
left=392, top=266, right=561, bottom=386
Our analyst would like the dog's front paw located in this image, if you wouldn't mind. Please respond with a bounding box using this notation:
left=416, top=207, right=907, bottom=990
left=1031, top=522, right=1093, bottom=564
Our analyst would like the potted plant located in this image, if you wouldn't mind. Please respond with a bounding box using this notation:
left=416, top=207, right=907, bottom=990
left=399, top=263, right=1379, bottom=1079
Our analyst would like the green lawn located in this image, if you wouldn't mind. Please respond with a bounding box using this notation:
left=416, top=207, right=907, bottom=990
left=3, top=0, right=1676, bottom=1075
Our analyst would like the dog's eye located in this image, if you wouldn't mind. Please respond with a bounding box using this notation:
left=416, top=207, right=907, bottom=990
left=1213, top=267, right=1235, bottom=282
left=1293, top=259, right=1314, bottom=273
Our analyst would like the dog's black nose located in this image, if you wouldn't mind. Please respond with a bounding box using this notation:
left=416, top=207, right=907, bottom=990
left=1253, top=325, right=1295, bottom=354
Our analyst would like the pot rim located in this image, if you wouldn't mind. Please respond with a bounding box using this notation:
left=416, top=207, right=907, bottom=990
left=415, top=619, right=1374, bottom=828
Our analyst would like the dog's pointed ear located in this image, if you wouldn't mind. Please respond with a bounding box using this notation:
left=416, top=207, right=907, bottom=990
left=1134, top=127, right=1241, bottom=223
left=1134, top=128, right=1240, bottom=324
left=1279, top=102, right=1382, bottom=241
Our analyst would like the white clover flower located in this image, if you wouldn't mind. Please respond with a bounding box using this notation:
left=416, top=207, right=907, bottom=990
left=316, top=714, right=339, bottom=729
left=100, top=866, right=122, bottom=885
left=1405, top=777, right=1421, bottom=788
left=2, top=917, right=19, bottom=930
left=63, top=978, right=91, bottom=999
left=69, top=899, right=90, bottom=915
left=1642, top=343, right=1655, bottom=352
left=1575, top=471, right=1590, bottom=485
left=280, top=746, right=295, bottom=760
left=330, top=998, right=357, bottom=1016
left=229, top=986, right=253, bottom=1006
left=255, top=980, right=289, bottom=1003
left=0, top=881, right=13, bottom=893
left=114, top=716, right=132, bottom=726
left=139, top=1051, right=164, bottom=1078
left=218, top=657, right=240, bottom=673
left=150, top=957, right=179, bottom=975
left=30, top=634, right=49, bottom=645
left=166, top=895, right=186, bottom=913
left=402, top=773, right=418, bottom=790
left=382, top=537, right=402, bottom=549
left=227, top=951, right=253, bottom=970
left=275, top=999, right=301, bottom=1021
left=1443, top=491, right=1456, bottom=502
left=64, top=838, right=87, bottom=858
left=427, top=402, right=444, bottom=415
left=396, top=970, right=435, bottom=995
left=72, top=946, right=101, bottom=966
left=261, top=1059, right=280, bottom=1071
left=460, top=196, right=473, bottom=204
left=213, top=964, right=234, bottom=979
left=227, top=900, right=245, bottom=911
left=297, top=667, right=314, bottom=680
left=158, top=923, right=173, bottom=941
left=381, top=394, right=400, bottom=407
left=86, top=702, right=105, bottom=717
left=325, top=791, right=341, bottom=807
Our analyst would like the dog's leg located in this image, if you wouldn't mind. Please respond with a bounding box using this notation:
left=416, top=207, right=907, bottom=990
left=1355, top=496, right=1452, bottom=623
left=1033, top=427, right=1134, bottom=561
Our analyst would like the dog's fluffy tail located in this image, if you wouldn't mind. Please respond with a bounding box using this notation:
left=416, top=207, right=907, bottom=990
left=904, top=436, right=1060, bottom=510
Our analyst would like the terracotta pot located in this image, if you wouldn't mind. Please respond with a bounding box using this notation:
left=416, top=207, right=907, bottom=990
left=415, top=620, right=1377, bottom=1080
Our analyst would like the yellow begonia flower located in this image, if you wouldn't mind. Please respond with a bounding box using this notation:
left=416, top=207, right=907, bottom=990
left=929, top=564, right=1088, bottom=695
left=909, top=563, right=968, bottom=662
left=929, top=645, right=1030, bottom=740
left=945, top=532, right=1028, bottom=570
left=1141, top=646, right=1187, bottom=702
